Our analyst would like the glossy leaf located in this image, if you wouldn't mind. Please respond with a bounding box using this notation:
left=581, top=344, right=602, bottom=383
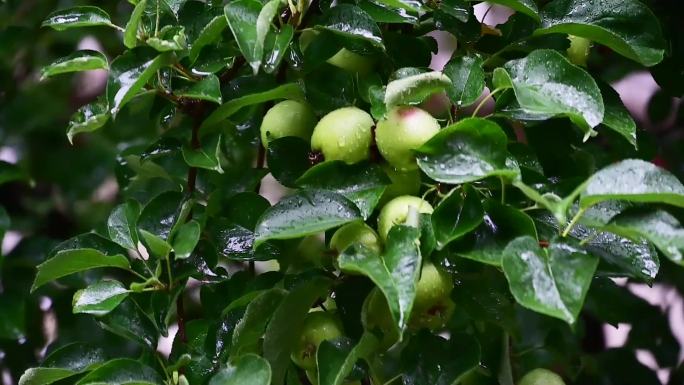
left=317, top=333, right=378, bottom=385
left=536, top=0, right=666, bottom=66
left=172, top=219, right=201, bottom=260
left=263, top=276, right=333, bottom=385
left=67, top=100, right=110, bottom=144
left=400, top=332, right=481, bottom=385
left=231, top=289, right=287, bottom=356
left=442, top=55, right=485, bottom=107
left=182, top=134, right=224, bottom=172
left=470, top=0, right=539, bottom=22
left=502, top=236, right=598, bottom=324
left=208, top=354, right=272, bottom=385
left=40, top=50, right=108, bottom=80
left=76, top=358, right=163, bottom=385
left=209, top=221, right=280, bottom=261
left=493, top=49, right=604, bottom=137
left=107, top=200, right=141, bottom=250
left=338, top=226, right=421, bottom=335
left=297, top=161, right=391, bottom=219
left=317, top=4, right=385, bottom=50
left=106, top=48, right=171, bottom=116
left=188, top=15, right=228, bottom=64
left=97, top=299, right=159, bottom=348
left=604, top=209, right=684, bottom=265
left=176, top=74, right=222, bottom=104
left=42, top=6, right=116, bottom=31
left=580, top=159, right=684, bottom=209
left=598, top=81, right=637, bottom=148
left=138, top=191, right=186, bottom=242
left=416, top=118, right=518, bottom=184
left=254, top=190, right=361, bottom=246
left=431, top=186, right=484, bottom=250
left=263, top=24, right=294, bottom=74
left=72, top=280, right=129, bottom=316
left=19, top=343, right=107, bottom=385
left=384, top=71, right=452, bottom=109
left=124, top=0, right=147, bottom=48
left=266, top=136, right=311, bottom=187
left=225, top=0, right=282, bottom=74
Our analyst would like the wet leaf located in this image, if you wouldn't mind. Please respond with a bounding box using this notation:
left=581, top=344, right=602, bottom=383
left=442, top=55, right=485, bottom=107
left=40, top=50, right=108, bottom=80
left=42, top=6, right=116, bottom=31
left=384, top=71, right=452, bottom=109
left=72, top=280, right=129, bottom=316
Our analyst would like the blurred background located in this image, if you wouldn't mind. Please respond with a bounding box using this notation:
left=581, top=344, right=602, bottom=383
left=1, top=1, right=683, bottom=384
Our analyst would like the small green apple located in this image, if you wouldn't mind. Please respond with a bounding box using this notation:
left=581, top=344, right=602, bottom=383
left=519, top=369, right=566, bottom=385
left=379, top=163, right=421, bottom=206
left=330, top=221, right=382, bottom=255
left=377, top=195, right=433, bottom=240
left=311, top=107, right=374, bottom=164
left=376, top=106, right=440, bottom=170
left=567, top=35, right=591, bottom=67
left=327, top=48, right=374, bottom=73
left=295, top=234, right=328, bottom=268
left=260, top=100, right=317, bottom=148
left=291, top=311, right=344, bottom=370
left=409, top=262, right=455, bottom=331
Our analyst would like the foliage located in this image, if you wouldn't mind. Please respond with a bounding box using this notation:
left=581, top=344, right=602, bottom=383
left=1, top=0, right=684, bottom=384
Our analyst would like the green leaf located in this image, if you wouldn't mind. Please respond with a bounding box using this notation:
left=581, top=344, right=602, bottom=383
left=40, top=50, right=108, bottom=80
left=603, top=209, right=684, bottom=266
left=431, top=186, right=484, bottom=250
left=172, top=220, right=201, bottom=260
left=598, top=82, right=637, bottom=148
left=231, top=288, right=287, bottom=357
left=97, top=299, right=159, bottom=348
left=189, top=15, right=228, bottom=64
left=138, top=191, right=187, bottom=243
left=19, top=368, right=84, bottom=385
left=42, top=6, right=116, bottom=31
left=146, top=26, right=187, bottom=52
left=182, top=134, right=224, bottom=172
left=263, top=24, right=294, bottom=74
left=369, top=0, right=424, bottom=15
left=493, top=49, right=603, bottom=138
left=502, top=236, right=598, bottom=324
left=72, top=280, right=129, bottom=316
left=470, top=0, right=539, bottom=22
left=76, top=358, right=163, bottom=385
left=107, top=48, right=171, bottom=116
left=317, top=333, right=378, bottom=385
left=19, top=343, right=107, bottom=385
left=67, top=100, right=110, bottom=144
left=209, top=354, right=272, bottom=385
left=107, top=200, right=141, bottom=250
left=0, top=161, right=27, bottom=185
left=536, top=0, right=665, bottom=66
left=416, top=118, right=519, bottom=184
left=317, top=4, right=385, bottom=50
left=254, top=190, right=361, bottom=247
left=338, top=225, right=421, bottom=335
left=580, top=159, right=684, bottom=209
left=297, top=161, right=390, bottom=219
left=202, top=83, right=304, bottom=128
left=32, top=234, right=131, bottom=292
left=266, top=136, right=311, bottom=187
left=124, top=0, right=147, bottom=48
left=263, top=276, right=333, bottom=385
left=384, top=71, right=452, bottom=109
left=0, top=295, right=24, bottom=340
left=442, top=55, right=485, bottom=107
left=176, top=74, right=222, bottom=104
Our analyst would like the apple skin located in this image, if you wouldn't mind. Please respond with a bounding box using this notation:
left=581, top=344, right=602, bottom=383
left=311, top=107, right=374, bottom=164
left=376, top=106, right=440, bottom=170
left=260, top=100, right=317, bottom=148
left=519, top=369, right=566, bottom=385
left=567, top=35, right=591, bottom=67
left=377, top=195, right=433, bottom=240
left=330, top=221, right=382, bottom=255
left=291, top=311, right=344, bottom=370
left=408, top=262, right=455, bottom=331
left=327, top=48, right=374, bottom=73
left=379, top=164, right=421, bottom=206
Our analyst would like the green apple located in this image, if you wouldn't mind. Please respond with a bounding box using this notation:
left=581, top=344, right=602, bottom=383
left=327, top=48, right=374, bottom=73
left=362, top=289, right=400, bottom=349
left=375, top=106, right=440, bottom=170
left=311, top=107, right=374, bottom=164
left=408, top=262, right=455, bottom=331
left=377, top=195, right=433, bottom=240
left=260, top=100, right=317, bottom=148
left=291, top=311, right=344, bottom=370
left=295, top=234, right=328, bottom=268
left=379, top=163, right=421, bottom=206
left=330, top=221, right=382, bottom=255
left=567, top=35, right=591, bottom=67
left=519, top=369, right=566, bottom=385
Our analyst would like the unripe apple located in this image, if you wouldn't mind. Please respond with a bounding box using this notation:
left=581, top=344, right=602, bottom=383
left=294, top=234, right=328, bottom=269
left=291, top=311, right=344, bottom=370
left=408, top=262, right=455, bottom=331
left=379, top=164, right=421, bottom=206
left=260, top=100, right=317, bottom=148
left=377, top=195, right=433, bottom=240
left=327, top=48, right=374, bottom=73
left=519, top=369, right=566, bottom=385
left=567, top=35, right=591, bottom=67
left=330, top=221, right=382, bottom=255
left=376, top=106, right=440, bottom=170
left=311, top=107, right=374, bottom=164
left=362, top=289, right=400, bottom=349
